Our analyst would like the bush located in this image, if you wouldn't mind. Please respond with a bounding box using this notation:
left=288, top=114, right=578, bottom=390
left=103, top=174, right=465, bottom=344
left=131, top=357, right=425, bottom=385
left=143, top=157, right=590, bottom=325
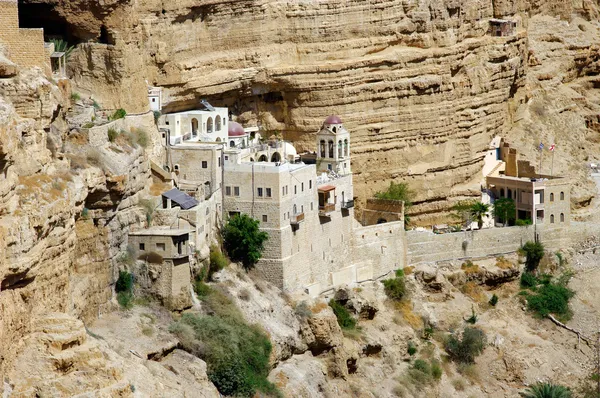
left=515, top=219, right=533, bottom=226
left=407, top=341, right=417, bottom=356
left=108, top=128, right=119, bottom=142
left=83, top=122, right=95, bottom=128
left=71, top=92, right=81, bottom=102
left=520, top=382, right=572, bottom=398
left=153, top=110, right=161, bottom=124
left=223, top=214, right=268, bottom=270
left=116, top=271, right=133, bottom=293
left=520, top=272, right=538, bottom=288
left=209, top=245, right=228, bottom=279
left=294, top=301, right=313, bottom=319
left=465, top=307, right=478, bottom=324
left=526, top=282, right=574, bottom=321
left=381, top=269, right=406, bottom=301
left=169, top=288, right=279, bottom=397
left=328, top=299, right=357, bottom=330
left=522, top=241, right=545, bottom=272
left=489, top=294, right=499, bottom=306
left=135, top=128, right=149, bottom=148
left=431, top=360, right=442, bottom=380
left=111, top=108, right=126, bottom=120
left=117, top=291, right=133, bottom=309
left=194, top=279, right=211, bottom=298
left=81, top=207, right=89, bottom=219
left=444, top=327, right=487, bottom=364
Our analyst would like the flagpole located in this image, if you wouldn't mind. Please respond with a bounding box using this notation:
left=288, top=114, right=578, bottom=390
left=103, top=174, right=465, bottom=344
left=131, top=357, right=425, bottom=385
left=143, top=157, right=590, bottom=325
left=551, top=150, right=554, bottom=176
left=539, top=147, right=543, bottom=174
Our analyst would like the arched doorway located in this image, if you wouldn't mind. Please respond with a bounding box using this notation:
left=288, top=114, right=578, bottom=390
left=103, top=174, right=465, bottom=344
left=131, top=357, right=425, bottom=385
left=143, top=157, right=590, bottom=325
left=216, top=137, right=221, bottom=142
left=215, top=115, right=222, bottom=131
left=207, top=117, right=214, bottom=134
left=230, top=141, right=235, bottom=147
left=271, top=152, right=281, bottom=162
left=377, top=218, right=387, bottom=224
left=191, top=118, right=198, bottom=136
left=258, top=154, right=268, bottom=162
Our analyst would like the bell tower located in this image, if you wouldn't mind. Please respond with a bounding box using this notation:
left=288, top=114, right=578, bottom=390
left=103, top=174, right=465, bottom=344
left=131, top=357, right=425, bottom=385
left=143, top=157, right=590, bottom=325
left=315, top=115, right=351, bottom=175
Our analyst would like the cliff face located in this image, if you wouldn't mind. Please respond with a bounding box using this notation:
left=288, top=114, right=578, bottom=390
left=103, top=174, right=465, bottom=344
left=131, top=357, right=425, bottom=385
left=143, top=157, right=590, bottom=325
left=18, top=0, right=600, bottom=223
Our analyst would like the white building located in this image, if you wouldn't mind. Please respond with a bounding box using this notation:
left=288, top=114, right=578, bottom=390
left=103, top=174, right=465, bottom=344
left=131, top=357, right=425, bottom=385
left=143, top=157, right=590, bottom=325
left=159, top=106, right=229, bottom=145
left=148, top=87, right=162, bottom=112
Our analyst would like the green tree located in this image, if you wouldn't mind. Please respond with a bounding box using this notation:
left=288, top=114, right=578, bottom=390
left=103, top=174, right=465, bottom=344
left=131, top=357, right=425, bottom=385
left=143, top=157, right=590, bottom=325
left=520, top=383, right=572, bottom=398
left=50, top=38, right=75, bottom=60
left=522, top=241, right=545, bottom=273
left=223, top=214, right=269, bottom=270
left=444, top=327, right=487, bottom=364
left=470, top=202, right=490, bottom=229
left=374, top=181, right=414, bottom=227
left=493, top=197, right=516, bottom=226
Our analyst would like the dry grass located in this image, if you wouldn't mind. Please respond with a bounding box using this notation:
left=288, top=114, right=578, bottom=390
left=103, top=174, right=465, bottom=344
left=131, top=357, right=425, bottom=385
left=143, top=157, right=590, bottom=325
left=461, top=260, right=480, bottom=275
left=141, top=325, right=154, bottom=337
left=461, top=281, right=487, bottom=303
left=403, top=266, right=414, bottom=275
left=495, top=256, right=513, bottom=269
left=452, top=378, right=466, bottom=391
left=311, top=302, right=329, bottom=314
left=17, top=174, right=67, bottom=204
left=458, top=363, right=480, bottom=384
left=394, top=300, right=423, bottom=329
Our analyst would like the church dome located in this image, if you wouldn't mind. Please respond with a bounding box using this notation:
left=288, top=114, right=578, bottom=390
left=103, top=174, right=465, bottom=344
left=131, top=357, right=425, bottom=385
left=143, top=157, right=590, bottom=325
left=324, top=115, right=342, bottom=124
left=228, top=121, right=245, bottom=137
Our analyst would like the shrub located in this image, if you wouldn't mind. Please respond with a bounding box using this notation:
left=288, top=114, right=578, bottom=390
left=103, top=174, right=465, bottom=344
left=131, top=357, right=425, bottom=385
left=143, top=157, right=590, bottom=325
left=515, top=219, right=533, bottom=226
left=108, top=128, right=119, bottom=142
left=526, top=282, right=574, bottom=321
left=223, top=214, right=268, bottom=270
left=465, top=306, right=478, bottom=324
left=493, top=197, right=516, bottom=226
left=194, top=278, right=211, bottom=298
left=81, top=207, right=89, bottom=219
left=116, top=271, right=133, bottom=293
left=381, top=269, right=406, bottom=301
left=431, top=360, right=442, bottom=380
left=328, top=299, right=356, bottom=330
left=209, top=245, right=228, bottom=279
left=520, top=382, right=572, bottom=398
left=83, top=122, right=95, bottom=128
left=117, top=291, right=133, bottom=309
left=153, top=110, right=161, bottom=124
left=522, top=241, right=545, bottom=272
left=521, top=272, right=538, bottom=288
left=135, top=128, right=149, bottom=148
left=407, top=341, right=417, bottom=356
left=374, top=181, right=413, bottom=205
left=294, top=301, right=313, bottom=319
left=92, top=100, right=101, bottom=110
left=111, top=108, right=127, bottom=120
left=169, top=289, right=279, bottom=397
left=489, top=294, right=499, bottom=306
left=444, top=327, right=487, bottom=364
left=71, top=92, right=81, bottom=101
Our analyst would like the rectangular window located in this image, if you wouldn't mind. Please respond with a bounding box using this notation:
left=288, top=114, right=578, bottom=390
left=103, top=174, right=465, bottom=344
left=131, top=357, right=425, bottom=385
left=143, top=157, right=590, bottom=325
left=294, top=185, right=297, bottom=194
left=156, top=243, right=166, bottom=251
left=282, top=187, right=285, bottom=196
left=218, top=157, right=221, bottom=167
left=225, top=156, right=229, bottom=160
left=285, top=186, right=288, bottom=195
left=266, top=188, right=272, bottom=198
left=262, top=215, right=268, bottom=222
left=234, top=186, right=240, bottom=197
left=225, top=186, right=231, bottom=196
left=202, top=161, right=208, bottom=168
left=311, top=202, right=313, bottom=211
left=139, top=243, right=145, bottom=251
left=309, top=180, right=312, bottom=189
left=257, top=188, right=263, bottom=197
left=301, top=182, right=304, bottom=191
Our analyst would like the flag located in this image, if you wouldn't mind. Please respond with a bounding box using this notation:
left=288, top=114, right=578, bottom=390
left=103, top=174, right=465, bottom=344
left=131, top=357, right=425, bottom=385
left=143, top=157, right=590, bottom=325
left=538, top=142, right=544, bottom=150
left=549, top=144, right=555, bottom=151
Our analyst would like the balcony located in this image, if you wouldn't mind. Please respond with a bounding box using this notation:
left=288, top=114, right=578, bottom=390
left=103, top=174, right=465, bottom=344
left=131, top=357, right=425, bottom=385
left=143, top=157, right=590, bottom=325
left=341, top=200, right=354, bottom=209
left=290, top=212, right=305, bottom=225
left=319, top=203, right=336, bottom=217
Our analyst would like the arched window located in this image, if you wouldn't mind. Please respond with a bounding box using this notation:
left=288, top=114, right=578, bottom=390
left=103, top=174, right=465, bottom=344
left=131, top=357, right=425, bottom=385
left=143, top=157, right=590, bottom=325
left=550, top=214, right=555, bottom=223
left=550, top=193, right=554, bottom=202
left=258, top=154, right=268, bottom=162
left=338, top=140, right=343, bottom=158
left=319, top=140, right=325, bottom=157
left=271, top=152, right=281, bottom=162
left=500, top=188, right=505, bottom=197
left=507, top=189, right=512, bottom=199
left=215, top=137, right=221, bottom=142
left=344, top=139, right=349, bottom=156
left=560, top=213, right=565, bottom=222
left=293, top=204, right=297, bottom=214
left=328, top=140, right=334, bottom=158
left=332, top=126, right=337, bottom=133
left=207, top=117, right=214, bottom=133
left=215, top=115, right=222, bottom=131
left=230, top=141, right=235, bottom=147
left=191, top=118, right=199, bottom=135
left=560, top=191, right=564, bottom=200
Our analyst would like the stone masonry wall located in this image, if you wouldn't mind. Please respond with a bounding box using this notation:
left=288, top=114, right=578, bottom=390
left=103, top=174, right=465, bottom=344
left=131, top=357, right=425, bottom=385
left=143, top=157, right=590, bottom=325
left=0, top=0, right=49, bottom=74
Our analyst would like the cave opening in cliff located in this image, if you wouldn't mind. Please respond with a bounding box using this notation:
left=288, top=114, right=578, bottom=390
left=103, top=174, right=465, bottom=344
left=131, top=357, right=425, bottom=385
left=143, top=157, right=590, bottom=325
left=17, top=2, right=81, bottom=44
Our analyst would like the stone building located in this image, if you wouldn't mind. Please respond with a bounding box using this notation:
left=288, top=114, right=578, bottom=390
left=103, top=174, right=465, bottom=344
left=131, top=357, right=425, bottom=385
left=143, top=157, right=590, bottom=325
left=0, top=0, right=51, bottom=75
left=489, top=18, right=517, bottom=37
left=159, top=105, right=228, bottom=144
left=128, top=228, right=193, bottom=310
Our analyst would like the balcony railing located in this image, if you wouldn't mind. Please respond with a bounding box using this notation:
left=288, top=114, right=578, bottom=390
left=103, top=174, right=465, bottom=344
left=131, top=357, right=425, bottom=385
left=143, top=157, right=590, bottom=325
left=290, top=212, right=305, bottom=225
left=319, top=203, right=335, bottom=217
left=341, top=200, right=354, bottom=209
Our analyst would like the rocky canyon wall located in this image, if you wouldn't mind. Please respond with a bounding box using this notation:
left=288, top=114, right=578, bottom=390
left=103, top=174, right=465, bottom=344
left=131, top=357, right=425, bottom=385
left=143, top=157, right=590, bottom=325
left=17, top=0, right=600, bottom=224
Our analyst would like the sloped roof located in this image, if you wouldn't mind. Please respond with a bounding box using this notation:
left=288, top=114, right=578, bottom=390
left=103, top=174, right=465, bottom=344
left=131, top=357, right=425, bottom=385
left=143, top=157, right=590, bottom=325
left=161, top=188, right=199, bottom=210
left=318, top=185, right=336, bottom=192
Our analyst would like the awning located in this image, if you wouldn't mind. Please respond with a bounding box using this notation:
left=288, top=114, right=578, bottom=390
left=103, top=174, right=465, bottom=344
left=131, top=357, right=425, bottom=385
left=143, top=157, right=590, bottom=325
left=318, top=185, right=336, bottom=192
left=50, top=52, right=65, bottom=58
left=161, top=188, right=199, bottom=210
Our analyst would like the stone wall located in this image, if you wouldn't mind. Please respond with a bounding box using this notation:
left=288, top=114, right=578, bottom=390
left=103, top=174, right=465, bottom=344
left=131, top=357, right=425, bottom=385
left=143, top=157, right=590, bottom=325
left=362, top=198, right=405, bottom=226
left=0, top=0, right=50, bottom=74
left=406, top=224, right=571, bottom=265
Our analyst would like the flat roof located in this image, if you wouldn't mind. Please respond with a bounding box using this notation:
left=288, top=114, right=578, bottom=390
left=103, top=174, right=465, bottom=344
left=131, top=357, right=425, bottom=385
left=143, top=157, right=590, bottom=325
left=487, top=175, right=567, bottom=184
left=318, top=184, right=336, bottom=192
left=129, top=228, right=194, bottom=237
left=226, top=161, right=311, bottom=174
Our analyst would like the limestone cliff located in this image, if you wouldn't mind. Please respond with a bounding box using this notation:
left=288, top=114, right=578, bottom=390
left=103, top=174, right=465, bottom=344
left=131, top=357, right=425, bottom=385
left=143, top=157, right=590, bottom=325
left=22, top=0, right=599, bottom=224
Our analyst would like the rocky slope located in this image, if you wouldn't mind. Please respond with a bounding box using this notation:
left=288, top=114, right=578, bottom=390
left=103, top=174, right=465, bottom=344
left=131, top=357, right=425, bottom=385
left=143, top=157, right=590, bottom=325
left=19, top=0, right=600, bottom=223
